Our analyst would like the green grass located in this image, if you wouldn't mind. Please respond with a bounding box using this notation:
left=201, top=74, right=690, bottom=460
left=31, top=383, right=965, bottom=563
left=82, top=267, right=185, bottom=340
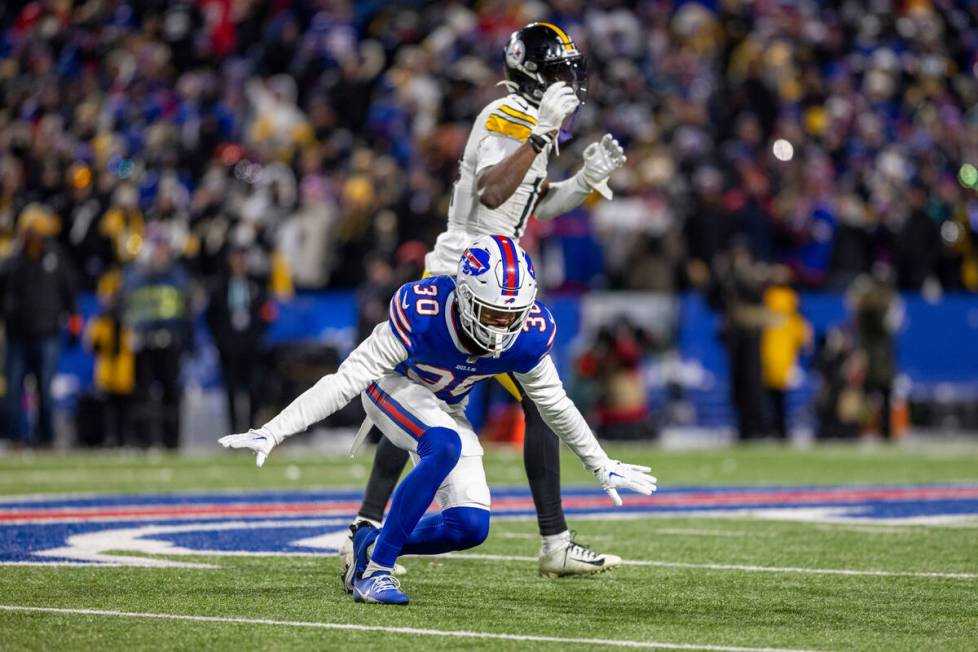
left=2, top=442, right=978, bottom=495
left=1, top=443, right=978, bottom=651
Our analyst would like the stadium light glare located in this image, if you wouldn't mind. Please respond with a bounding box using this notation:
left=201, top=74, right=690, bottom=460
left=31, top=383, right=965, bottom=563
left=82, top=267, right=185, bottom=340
left=772, top=138, right=794, bottom=162
left=957, top=163, right=978, bottom=188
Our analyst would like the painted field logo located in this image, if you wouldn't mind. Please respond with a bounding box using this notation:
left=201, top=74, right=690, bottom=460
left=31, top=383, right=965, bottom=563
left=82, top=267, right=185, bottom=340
left=2, top=485, right=977, bottom=567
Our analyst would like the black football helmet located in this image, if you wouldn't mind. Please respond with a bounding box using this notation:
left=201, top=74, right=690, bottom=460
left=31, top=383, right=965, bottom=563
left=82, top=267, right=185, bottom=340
left=503, top=22, right=587, bottom=106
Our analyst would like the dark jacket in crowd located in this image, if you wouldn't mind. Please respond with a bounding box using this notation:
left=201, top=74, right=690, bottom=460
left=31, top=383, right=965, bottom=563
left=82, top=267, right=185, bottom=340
left=0, top=240, right=77, bottom=338
left=206, top=274, right=270, bottom=351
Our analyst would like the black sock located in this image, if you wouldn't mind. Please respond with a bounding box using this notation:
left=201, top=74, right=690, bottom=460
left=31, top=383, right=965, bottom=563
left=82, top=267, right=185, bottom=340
left=357, top=432, right=410, bottom=523
left=519, top=386, right=568, bottom=537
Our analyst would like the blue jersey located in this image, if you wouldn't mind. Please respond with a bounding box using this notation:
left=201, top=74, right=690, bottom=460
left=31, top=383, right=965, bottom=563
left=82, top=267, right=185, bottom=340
left=387, top=275, right=556, bottom=405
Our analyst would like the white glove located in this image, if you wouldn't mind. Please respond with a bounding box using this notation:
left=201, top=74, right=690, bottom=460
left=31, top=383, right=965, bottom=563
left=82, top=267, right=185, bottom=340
left=595, top=460, right=657, bottom=506
left=531, top=81, right=580, bottom=152
left=580, top=134, right=626, bottom=199
left=219, top=428, right=276, bottom=468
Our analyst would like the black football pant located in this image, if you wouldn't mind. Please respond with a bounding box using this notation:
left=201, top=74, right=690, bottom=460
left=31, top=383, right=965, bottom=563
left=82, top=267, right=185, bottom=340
left=356, top=376, right=568, bottom=537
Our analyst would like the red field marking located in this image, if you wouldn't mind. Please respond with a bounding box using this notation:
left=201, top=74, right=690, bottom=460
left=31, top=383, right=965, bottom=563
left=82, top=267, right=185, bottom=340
left=2, top=486, right=977, bottom=524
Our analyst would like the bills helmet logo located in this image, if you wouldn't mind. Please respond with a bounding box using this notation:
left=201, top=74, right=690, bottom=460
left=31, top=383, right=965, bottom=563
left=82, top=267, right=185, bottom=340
left=461, top=247, right=491, bottom=277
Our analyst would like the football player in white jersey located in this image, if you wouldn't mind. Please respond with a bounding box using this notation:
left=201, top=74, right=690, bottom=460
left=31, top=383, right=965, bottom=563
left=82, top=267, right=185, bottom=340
left=345, top=22, right=628, bottom=577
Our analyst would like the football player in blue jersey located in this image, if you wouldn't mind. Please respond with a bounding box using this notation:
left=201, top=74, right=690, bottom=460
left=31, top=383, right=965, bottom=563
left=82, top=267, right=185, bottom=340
left=220, top=235, right=656, bottom=605
left=348, top=21, right=626, bottom=581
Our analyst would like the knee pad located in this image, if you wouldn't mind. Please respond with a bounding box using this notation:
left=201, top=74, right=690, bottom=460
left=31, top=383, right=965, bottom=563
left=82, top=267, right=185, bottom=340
left=443, top=506, right=490, bottom=549
left=417, top=426, right=462, bottom=467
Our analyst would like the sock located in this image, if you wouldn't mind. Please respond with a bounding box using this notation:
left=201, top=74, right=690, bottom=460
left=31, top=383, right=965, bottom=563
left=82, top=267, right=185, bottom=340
left=363, top=560, right=394, bottom=579
left=370, top=427, right=461, bottom=569
left=520, top=391, right=568, bottom=536
left=357, top=434, right=411, bottom=523
left=401, top=506, right=490, bottom=555
left=540, top=530, right=571, bottom=555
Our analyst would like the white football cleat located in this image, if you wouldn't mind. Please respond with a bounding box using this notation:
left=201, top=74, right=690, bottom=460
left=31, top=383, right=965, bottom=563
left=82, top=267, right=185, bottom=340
left=339, top=521, right=405, bottom=592
left=538, top=533, right=622, bottom=578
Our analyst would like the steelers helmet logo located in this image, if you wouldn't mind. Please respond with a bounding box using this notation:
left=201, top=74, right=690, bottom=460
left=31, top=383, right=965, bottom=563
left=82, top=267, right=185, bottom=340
left=506, top=38, right=525, bottom=68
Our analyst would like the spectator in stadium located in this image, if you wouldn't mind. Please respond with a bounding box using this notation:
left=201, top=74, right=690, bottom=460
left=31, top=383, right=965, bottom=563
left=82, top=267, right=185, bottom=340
left=3, top=0, right=978, bottom=443
left=894, top=178, right=943, bottom=293
left=813, top=328, right=865, bottom=440
left=708, top=240, right=770, bottom=440
left=245, top=75, right=313, bottom=163
left=84, top=275, right=135, bottom=447
left=575, top=321, right=656, bottom=441
left=277, top=176, right=339, bottom=289
left=760, top=276, right=812, bottom=440
left=121, top=228, right=192, bottom=449
left=206, top=246, right=275, bottom=434
left=355, top=253, right=398, bottom=345
left=1, top=204, right=81, bottom=446
left=99, top=184, right=144, bottom=269
left=848, top=267, right=903, bottom=441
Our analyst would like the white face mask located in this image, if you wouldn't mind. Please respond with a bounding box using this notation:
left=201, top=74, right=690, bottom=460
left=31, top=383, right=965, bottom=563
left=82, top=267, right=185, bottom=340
left=456, top=284, right=532, bottom=356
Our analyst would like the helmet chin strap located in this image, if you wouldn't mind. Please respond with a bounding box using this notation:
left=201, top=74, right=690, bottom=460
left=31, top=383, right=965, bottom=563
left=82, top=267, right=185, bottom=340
left=496, top=80, right=540, bottom=106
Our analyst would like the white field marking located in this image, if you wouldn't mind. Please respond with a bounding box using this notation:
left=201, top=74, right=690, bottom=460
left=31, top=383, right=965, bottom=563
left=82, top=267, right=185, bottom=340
left=498, top=528, right=755, bottom=540
left=652, top=528, right=757, bottom=538
left=498, top=532, right=546, bottom=540
left=812, top=524, right=917, bottom=536
left=498, top=532, right=618, bottom=541
left=0, top=605, right=823, bottom=652
left=545, top=509, right=978, bottom=529
left=442, top=554, right=978, bottom=580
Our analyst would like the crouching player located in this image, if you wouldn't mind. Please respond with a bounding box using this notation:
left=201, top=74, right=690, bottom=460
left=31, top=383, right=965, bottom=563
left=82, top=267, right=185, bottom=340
left=219, top=235, right=656, bottom=604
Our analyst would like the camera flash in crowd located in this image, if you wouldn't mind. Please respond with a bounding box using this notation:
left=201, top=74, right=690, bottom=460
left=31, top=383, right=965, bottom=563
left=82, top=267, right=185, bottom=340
left=772, top=138, right=794, bottom=162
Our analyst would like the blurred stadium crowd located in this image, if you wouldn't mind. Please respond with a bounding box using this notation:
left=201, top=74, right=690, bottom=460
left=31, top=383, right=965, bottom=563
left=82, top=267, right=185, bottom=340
left=1, top=0, right=976, bottom=446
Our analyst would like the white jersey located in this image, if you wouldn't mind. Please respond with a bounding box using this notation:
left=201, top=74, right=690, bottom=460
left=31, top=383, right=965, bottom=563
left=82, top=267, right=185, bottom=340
left=424, top=93, right=551, bottom=275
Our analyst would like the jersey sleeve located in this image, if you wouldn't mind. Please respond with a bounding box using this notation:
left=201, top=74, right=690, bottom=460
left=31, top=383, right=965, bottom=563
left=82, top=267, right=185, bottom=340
left=388, top=284, right=417, bottom=354
left=512, top=302, right=558, bottom=374
left=475, top=133, right=523, bottom=174
left=475, top=99, right=536, bottom=174
left=387, top=277, right=449, bottom=354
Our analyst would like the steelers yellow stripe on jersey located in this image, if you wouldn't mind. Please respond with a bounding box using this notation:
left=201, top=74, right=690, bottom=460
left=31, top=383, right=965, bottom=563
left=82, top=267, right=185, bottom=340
left=499, top=105, right=537, bottom=126
left=485, top=113, right=531, bottom=141
left=538, top=22, right=574, bottom=51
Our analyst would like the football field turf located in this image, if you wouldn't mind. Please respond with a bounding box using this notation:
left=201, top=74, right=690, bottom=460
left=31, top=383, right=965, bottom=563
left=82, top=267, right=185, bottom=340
left=1, top=443, right=977, bottom=651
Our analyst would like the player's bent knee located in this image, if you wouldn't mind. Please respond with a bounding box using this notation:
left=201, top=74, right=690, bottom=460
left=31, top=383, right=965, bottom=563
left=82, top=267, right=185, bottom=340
left=417, top=427, right=462, bottom=466
left=444, top=506, right=490, bottom=549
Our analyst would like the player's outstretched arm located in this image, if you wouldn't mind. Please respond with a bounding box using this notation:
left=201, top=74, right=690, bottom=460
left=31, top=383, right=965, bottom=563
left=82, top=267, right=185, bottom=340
left=514, top=355, right=656, bottom=505
left=219, top=322, right=408, bottom=467
left=534, top=134, right=627, bottom=220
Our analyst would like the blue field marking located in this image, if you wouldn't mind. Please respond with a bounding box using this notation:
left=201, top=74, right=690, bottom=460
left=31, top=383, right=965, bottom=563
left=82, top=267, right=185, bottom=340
left=1, top=484, right=977, bottom=566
